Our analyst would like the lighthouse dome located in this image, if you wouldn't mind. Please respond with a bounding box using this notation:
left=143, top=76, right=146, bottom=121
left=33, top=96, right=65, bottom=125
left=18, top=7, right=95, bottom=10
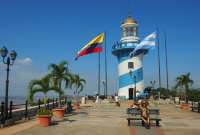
left=122, top=16, right=137, bottom=25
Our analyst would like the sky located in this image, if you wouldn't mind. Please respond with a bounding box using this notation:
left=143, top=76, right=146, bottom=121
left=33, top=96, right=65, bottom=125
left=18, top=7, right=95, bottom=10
left=0, top=0, right=200, bottom=97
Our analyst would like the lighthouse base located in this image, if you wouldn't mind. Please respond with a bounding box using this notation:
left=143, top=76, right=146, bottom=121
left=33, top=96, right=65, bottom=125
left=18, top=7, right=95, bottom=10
left=118, top=81, right=145, bottom=99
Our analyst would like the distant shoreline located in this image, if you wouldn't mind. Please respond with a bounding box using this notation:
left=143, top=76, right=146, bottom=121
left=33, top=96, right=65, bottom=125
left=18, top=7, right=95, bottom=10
left=0, top=96, right=26, bottom=105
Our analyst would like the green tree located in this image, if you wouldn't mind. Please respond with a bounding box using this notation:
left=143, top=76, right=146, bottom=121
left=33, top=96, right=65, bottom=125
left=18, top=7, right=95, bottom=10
left=48, top=61, right=73, bottom=106
left=71, top=74, right=86, bottom=101
left=175, top=73, right=193, bottom=103
left=160, top=87, right=170, bottom=99
left=27, top=75, right=63, bottom=105
left=169, top=89, right=177, bottom=97
left=188, top=89, right=200, bottom=102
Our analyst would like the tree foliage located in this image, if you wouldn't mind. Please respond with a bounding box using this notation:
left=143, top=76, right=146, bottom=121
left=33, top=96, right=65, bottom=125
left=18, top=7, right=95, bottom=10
left=48, top=60, right=72, bottom=89
left=175, top=73, right=193, bottom=103
left=27, top=60, right=86, bottom=105
left=188, top=89, right=200, bottom=102
left=27, top=74, right=63, bottom=104
left=71, top=74, right=86, bottom=94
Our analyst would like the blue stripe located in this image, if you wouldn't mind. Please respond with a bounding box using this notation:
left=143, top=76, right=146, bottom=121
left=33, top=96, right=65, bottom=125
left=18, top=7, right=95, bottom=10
left=119, top=68, right=143, bottom=88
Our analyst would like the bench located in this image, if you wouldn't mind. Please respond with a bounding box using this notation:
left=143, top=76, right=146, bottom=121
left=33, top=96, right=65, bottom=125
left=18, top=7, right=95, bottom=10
left=127, top=108, right=141, bottom=126
left=191, top=102, right=200, bottom=113
left=149, top=109, right=161, bottom=126
left=126, top=108, right=161, bottom=127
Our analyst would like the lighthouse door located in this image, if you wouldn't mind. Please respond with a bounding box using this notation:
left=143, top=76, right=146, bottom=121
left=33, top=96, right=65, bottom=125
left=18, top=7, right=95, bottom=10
left=128, top=88, right=133, bottom=100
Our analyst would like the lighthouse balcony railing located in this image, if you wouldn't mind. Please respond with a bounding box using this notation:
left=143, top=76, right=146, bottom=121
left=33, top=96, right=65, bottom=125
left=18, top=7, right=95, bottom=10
left=112, top=42, right=136, bottom=51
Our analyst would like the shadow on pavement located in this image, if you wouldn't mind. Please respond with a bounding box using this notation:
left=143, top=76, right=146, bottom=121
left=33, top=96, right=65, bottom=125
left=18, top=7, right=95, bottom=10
left=65, top=111, right=88, bottom=117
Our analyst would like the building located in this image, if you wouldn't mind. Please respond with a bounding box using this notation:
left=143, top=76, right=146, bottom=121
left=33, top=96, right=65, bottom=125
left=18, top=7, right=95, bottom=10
left=112, top=16, right=147, bottom=99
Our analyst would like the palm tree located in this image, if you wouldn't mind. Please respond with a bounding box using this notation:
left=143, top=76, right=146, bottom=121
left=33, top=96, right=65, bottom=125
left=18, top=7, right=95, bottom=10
left=48, top=61, right=73, bottom=106
left=28, top=74, right=63, bottom=105
left=71, top=74, right=86, bottom=102
left=175, top=73, right=193, bottom=103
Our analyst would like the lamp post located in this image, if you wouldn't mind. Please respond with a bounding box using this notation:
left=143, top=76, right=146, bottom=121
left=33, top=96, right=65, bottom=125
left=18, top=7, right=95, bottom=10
left=0, top=46, right=17, bottom=119
left=129, top=70, right=137, bottom=102
left=102, top=80, right=106, bottom=97
left=133, top=75, right=136, bottom=101
left=150, top=80, right=156, bottom=90
left=150, top=80, right=156, bottom=98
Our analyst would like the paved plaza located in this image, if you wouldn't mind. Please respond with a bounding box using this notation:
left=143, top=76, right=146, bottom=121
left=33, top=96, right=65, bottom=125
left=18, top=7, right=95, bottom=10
left=0, top=101, right=200, bottom=135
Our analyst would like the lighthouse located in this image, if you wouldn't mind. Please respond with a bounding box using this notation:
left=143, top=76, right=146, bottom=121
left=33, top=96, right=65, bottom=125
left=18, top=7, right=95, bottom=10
left=112, top=16, right=147, bottom=99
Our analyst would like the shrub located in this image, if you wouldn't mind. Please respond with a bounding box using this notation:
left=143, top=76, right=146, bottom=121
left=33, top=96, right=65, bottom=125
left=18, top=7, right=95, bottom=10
left=188, top=89, right=200, bottom=102
left=37, top=108, right=52, bottom=116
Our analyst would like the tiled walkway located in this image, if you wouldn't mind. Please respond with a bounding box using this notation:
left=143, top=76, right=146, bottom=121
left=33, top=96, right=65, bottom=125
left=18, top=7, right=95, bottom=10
left=1, top=101, right=200, bottom=135
left=11, top=103, right=165, bottom=135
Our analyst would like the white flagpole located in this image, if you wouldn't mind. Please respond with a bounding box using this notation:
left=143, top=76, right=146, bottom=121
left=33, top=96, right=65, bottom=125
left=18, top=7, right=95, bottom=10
left=104, top=32, right=108, bottom=98
left=157, top=28, right=161, bottom=100
left=164, top=31, right=169, bottom=91
left=98, top=52, right=100, bottom=96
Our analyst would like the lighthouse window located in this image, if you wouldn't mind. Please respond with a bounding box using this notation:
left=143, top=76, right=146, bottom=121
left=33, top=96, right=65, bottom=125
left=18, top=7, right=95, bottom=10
left=128, top=62, right=134, bottom=69
left=122, top=28, right=128, bottom=37
left=122, top=28, right=126, bottom=37
left=134, top=27, right=137, bottom=36
left=126, top=27, right=131, bottom=36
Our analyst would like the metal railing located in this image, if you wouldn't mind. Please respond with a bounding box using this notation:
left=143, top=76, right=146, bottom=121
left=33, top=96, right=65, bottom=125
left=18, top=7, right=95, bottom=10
left=0, top=98, right=66, bottom=126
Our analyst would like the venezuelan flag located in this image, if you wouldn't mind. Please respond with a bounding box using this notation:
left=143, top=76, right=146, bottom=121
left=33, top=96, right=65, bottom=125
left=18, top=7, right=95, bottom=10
left=75, top=33, right=104, bottom=60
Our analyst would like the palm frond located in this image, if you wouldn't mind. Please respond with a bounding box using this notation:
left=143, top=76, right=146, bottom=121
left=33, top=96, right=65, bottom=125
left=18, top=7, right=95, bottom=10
left=27, top=88, right=44, bottom=103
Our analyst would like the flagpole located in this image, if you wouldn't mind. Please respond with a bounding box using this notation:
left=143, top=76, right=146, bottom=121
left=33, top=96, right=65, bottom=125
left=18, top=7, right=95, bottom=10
left=157, top=28, right=161, bottom=100
left=104, top=32, right=108, bottom=98
left=164, top=31, right=169, bottom=90
left=98, top=52, right=101, bottom=96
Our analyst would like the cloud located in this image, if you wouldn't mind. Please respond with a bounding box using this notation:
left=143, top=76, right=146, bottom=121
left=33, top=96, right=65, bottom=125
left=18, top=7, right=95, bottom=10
left=0, top=57, right=46, bottom=97
left=15, top=57, right=32, bottom=65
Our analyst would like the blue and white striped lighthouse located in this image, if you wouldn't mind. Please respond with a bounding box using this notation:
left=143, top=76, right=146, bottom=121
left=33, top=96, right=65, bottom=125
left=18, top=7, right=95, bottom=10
left=112, top=16, right=147, bottom=99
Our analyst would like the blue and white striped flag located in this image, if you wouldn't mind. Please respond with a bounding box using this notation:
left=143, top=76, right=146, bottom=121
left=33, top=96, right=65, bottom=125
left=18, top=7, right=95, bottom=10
left=130, top=31, right=157, bottom=57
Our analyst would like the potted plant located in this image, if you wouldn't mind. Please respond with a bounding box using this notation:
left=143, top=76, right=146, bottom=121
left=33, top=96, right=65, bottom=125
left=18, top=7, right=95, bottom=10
left=52, top=90, right=66, bottom=118
left=28, top=74, right=66, bottom=118
left=48, top=61, right=72, bottom=118
left=70, top=74, right=86, bottom=110
left=52, top=105, right=65, bottom=119
left=175, top=73, right=193, bottom=110
left=37, top=108, right=52, bottom=127
left=72, top=97, right=80, bottom=110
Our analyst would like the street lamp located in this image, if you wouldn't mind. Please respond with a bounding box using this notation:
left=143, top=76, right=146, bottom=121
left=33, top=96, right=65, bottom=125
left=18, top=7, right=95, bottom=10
left=0, top=46, right=17, bottom=119
left=129, top=70, right=137, bottom=102
left=133, top=75, right=136, bottom=101
left=150, top=80, right=156, bottom=89
left=102, top=80, right=106, bottom=97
